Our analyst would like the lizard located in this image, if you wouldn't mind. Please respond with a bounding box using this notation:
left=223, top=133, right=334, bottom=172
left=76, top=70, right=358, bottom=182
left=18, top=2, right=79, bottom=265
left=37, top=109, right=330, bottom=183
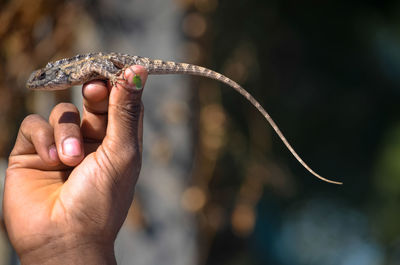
left=26, top=52, right=342, bottom=185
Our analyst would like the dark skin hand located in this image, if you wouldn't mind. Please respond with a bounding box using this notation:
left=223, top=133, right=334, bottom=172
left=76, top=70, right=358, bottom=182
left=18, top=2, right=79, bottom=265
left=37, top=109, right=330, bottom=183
left=3, top=66, right=148, bottom=265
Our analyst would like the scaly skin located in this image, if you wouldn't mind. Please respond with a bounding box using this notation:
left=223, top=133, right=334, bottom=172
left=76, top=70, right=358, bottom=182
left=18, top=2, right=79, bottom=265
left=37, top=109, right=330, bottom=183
left=27, top=52, right=342, bottom=184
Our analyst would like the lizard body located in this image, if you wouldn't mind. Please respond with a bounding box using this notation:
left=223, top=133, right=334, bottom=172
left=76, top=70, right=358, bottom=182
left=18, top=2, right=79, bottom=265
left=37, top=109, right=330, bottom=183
left=26, top=52, right=342, bottom=185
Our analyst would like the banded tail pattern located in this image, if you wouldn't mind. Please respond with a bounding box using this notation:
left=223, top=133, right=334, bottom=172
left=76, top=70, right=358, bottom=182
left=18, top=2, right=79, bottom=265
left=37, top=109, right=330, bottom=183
left=148, top=59, right=342, bottom=185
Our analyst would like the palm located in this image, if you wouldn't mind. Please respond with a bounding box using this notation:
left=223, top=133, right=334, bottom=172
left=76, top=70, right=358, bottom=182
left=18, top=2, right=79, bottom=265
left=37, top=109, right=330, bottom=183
left=4, top=67, right=146, bottom=264
left=5, top=144, right=138, bottom=246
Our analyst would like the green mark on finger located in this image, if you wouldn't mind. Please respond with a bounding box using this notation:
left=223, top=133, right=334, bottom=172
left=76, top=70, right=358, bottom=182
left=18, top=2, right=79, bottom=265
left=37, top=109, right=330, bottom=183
left=133, top=75, right=142, bottom=90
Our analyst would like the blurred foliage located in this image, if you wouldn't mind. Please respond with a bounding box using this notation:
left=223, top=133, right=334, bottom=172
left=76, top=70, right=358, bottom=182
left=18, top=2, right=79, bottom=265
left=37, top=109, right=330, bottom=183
left=185, top=0, right=400, bottom=264
left=0, top=0, right=81, bottom=157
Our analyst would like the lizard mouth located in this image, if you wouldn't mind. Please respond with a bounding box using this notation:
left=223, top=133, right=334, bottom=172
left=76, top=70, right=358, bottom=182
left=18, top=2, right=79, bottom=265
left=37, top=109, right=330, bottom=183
left=26, top=70, right=43, bottom=89
left=26, top=69, right=57, bottom=90
left=26, top=67, right=66, bottom=90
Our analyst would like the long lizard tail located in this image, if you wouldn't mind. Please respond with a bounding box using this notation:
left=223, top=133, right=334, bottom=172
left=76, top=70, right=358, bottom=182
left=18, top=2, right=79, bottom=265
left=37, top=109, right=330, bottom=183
left=147, top=60, right=342, bottom=185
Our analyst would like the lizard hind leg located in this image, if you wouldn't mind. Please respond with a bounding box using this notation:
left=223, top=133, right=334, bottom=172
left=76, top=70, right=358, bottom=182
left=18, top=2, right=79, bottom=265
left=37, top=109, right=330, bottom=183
left=113, top=67, right=143, bottom=90
left=110, top=66, right=128, bottom=88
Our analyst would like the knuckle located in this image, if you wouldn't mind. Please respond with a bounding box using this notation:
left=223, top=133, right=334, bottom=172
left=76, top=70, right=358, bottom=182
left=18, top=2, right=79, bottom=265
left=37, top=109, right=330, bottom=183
left=123, top=103, right=142, bottom=121
left=50, top=102, right=78, bottom=117
left=50, top=102, right=78, bottom=116
left=50, top=103, right=80, bottom=125
left=53, top=102, right=78, bottom=113
left=35, top=126, right=51, bottom=140
left=21, top=114, right=43, bottom=126
left=109, top=103, right=142, bottom=128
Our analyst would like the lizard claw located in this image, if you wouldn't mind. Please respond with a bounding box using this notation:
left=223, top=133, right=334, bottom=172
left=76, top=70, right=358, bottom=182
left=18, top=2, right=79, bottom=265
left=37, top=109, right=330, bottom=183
left=114, top=77, right=128, bottom=88
left=110, top=76, right=127, bottom=88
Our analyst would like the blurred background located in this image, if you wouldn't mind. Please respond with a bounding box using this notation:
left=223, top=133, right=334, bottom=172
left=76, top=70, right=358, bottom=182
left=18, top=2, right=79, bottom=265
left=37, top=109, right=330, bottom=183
left=0, top=0, right=399, bottom=264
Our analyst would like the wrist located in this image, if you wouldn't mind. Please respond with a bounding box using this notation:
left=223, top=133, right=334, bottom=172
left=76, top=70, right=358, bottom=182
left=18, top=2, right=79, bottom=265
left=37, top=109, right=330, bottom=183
left=18, top=234, right=116, bottom=265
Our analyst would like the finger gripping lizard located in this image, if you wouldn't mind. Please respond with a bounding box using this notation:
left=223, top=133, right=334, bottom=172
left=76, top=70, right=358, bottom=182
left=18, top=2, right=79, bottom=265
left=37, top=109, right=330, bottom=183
left=26, top=52, right=342, bottom=185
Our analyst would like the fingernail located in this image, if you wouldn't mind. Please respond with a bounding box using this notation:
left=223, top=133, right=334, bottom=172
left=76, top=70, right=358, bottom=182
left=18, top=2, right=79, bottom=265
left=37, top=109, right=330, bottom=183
left=133, top=75, right=142, bottom=90
left=125, top=68, right=143, bottom=90
left=62, top=137, right=82, bottom=157
left=49, top=145, right=59, bottom=161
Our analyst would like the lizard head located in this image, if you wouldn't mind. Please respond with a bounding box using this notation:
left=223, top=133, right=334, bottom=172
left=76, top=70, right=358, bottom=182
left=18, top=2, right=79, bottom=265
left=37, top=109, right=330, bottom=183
left=26, top=62, right=71, bottom=90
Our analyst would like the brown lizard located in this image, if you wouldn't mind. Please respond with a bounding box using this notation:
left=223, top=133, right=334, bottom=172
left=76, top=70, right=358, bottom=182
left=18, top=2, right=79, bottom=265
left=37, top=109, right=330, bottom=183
left=26, top=52, right=342, bottom=185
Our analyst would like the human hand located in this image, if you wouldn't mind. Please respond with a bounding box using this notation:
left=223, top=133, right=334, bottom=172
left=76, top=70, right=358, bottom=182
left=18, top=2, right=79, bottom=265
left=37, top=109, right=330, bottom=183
left=3, top=66, right=148, bottom=265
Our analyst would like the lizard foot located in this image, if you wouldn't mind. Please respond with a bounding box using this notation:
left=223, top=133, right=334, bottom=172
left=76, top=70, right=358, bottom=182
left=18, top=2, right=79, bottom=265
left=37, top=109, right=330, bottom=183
left=112, top=77, right=128, bottom=88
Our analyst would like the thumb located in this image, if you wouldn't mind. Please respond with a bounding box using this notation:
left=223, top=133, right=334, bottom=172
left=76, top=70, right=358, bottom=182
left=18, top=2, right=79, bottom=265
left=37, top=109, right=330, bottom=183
left=101, top=65, right=147, bottom=179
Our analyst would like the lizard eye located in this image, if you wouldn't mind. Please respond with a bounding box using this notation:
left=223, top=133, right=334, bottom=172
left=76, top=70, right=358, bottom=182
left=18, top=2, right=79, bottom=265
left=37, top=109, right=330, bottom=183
left=38, top=72, right=46, bottom=80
